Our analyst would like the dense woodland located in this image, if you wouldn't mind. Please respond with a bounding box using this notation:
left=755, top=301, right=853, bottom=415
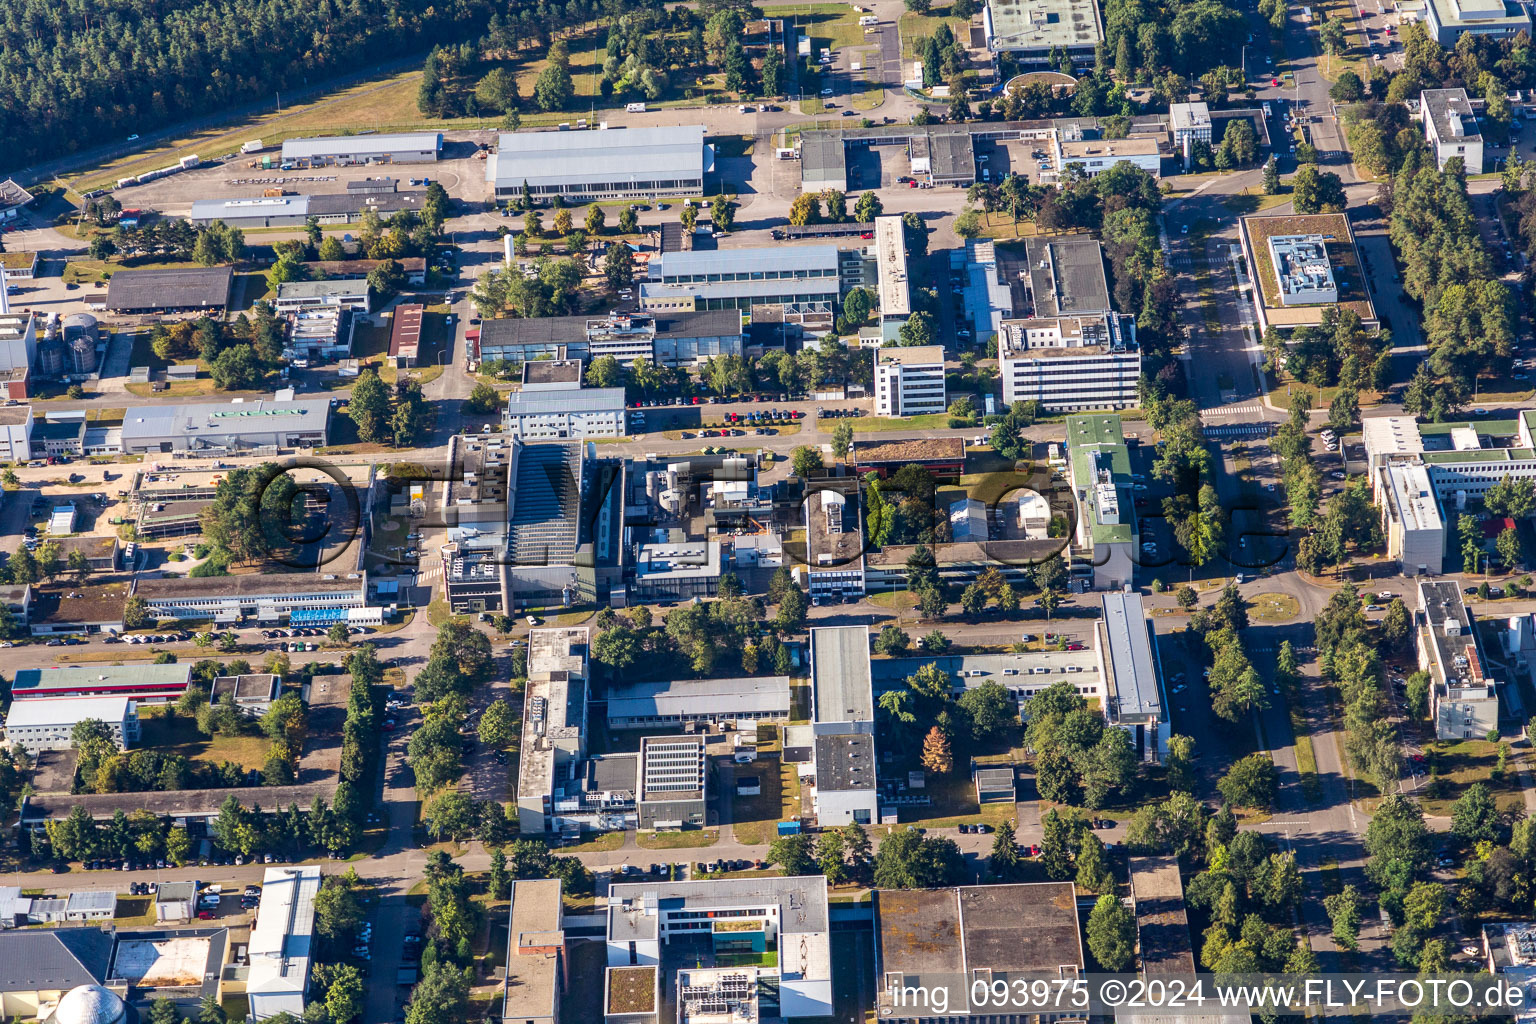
left=0, top=0, right=645, bottom=164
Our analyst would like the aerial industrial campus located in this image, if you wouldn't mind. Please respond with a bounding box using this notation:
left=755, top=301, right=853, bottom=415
left=3, top=0, right=1536, bottom=1020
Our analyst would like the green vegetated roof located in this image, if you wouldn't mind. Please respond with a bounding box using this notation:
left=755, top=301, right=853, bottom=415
left=1066, top=414, right=1134, bottom=545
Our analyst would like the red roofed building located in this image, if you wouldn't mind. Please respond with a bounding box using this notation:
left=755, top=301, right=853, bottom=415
left=390, top=303, right=424, bottom=368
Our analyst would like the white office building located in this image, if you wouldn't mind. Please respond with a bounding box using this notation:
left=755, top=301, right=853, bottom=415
left=603, top=876, right=833, bottom=1020
left=280, top=133, right=441, bottom=167
left=998, top=314, right=1139, bottom=411
left=1170, top=102, right=1213, bottom=157
left=1424, top=0, right=1530, bottom=45
left=1067, top=414, right=1136, bottom=591
left=1417, top=581, right=1500, bottom=740
left=504, top=360, right=626, bottom=440
left=0, top=405, right=31, bottom=463
left=2, top=696, right=139, bottom=754
left=874, top=345, right=945, bottom=417
left=1048, top=130, right=1161, bottom=182
left=1421, top=88, right=1485, bottom=171
left=248, top=866, right=321, bottom=1020
left=808, top=626, right=880, bottom=827
left=804, top=489, right=865, bottom=600
left=273, top=279, right=371, bottom=314
left=1380, top=462, right=1445, bottom=575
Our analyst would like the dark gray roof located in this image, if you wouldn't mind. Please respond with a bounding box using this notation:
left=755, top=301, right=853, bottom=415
left=1024, top=236, right=1110, bottom=317
left=0, top=927, right=113, bottom=989
left=0, top=179, right=33, bottom=213
left=523, top=360, right=583, bottom=386
left=1422, top=88, right=1482, bottom=143
left=509, top=442, right=582, bottom=564
left=814, top=732, right=875, bottom=792
left=931, top=133, right=976, bottom=180
left=106, top=267, right=233, bottom=312
left=32, top=419, right=87, bottom=440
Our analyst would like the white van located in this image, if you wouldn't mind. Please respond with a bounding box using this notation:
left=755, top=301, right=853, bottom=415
left=626, top=102, right=647, bottom=113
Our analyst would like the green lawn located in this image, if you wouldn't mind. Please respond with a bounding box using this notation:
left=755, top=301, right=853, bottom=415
left=1248, top=592, right=1301, bottom=622
left=137, top=707, right=272, bottom=771
left=1417, top=739, right=1525, bottom=817
left=890, top=771, right=1014, bottom=829
left=636, top=829, right=721, bottom=850
left=848, top=413, right=951, bottom=432
left=898, top=7, right=968, bottom=59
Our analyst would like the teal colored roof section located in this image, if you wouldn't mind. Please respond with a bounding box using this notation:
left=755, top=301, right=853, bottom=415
left=1066, top=414, right=1135, bottom=545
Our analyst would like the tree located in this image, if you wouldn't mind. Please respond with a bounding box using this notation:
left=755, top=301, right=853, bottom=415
left=1076, top=832, right=1112, bottom=892
left=789, top=193, right=821, bottom=226
left=1087, top=893, right=1135, bottom=970
left=1331, top=69, right=1365, bottom=102
left=791, top=446, right=824, bottom=478
left=855, top=191, right=883, bottom=222
left=1320, top=15, right=1347, bottom=54
left=314, top=876, right=365, bottom=938
left=1176, top=585, right=1199, bottom=611
left=1324, top=884, right=1362, bottom=949
left=198, top=995, right=227, bottom=1024
left=842, top=287, right=874, bottom=326
left=585, top=205, right=607, bottom=236
left=1364, top=794, right=1431, bottom=897
left=768, top=832, right=816, bottom=875
left=603, top=242, right=634, bottom=291
left=1292, top=165, right=1346, bottom=214
left=1217, top=753, right=1278, bottom=808
left=774, top=587, right=808, bottom=633
left=322, top=963, right=365, bottom=1024
left=1040, top=809, right=1073, bottom=879
left=1499, top=527, right=1522, bottom=570
left=586, top=355, right=623, bottom=390
left=873, top=625, right=911, bottom=655
left=872, top=827, right=965, bottom=888
left=1405, top=670, right=1431, bottom=720
left=986, top=820, right=1025, bottom=881
left=347, top=370, right=391, bottom=444
left=958, top=682, right=1016, bottom=743
left=121, top=594, right=150, bottom=631
left=533, top=64, right=573, bottom=111
left=920, top=726, right=953, bottom=774
left=1451, top=782, right=1499, bottom=843
left=710, top=194, right=737, bottom=233
left=478, top=699, right=517, bottom=749
left=1262, top=156, right=1281, bottom=195
left=1166, top=734, right=1196, bottom=794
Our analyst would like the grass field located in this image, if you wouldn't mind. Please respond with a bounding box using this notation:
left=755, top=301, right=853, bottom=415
left=849, top=413, right=950, bottom=432
left=1417, top=739, right=1525, bottom=817
left=1248, top=592, right=1301, bottom=622
left=637, top=829, right=721, bottom=850
left=732, top=726, right=801, bottom=846
left=892, top=771, right=1015, bottom=829
left=138, top=708, right=271, bottom=771
left=898, top=6, right=969, bottom=59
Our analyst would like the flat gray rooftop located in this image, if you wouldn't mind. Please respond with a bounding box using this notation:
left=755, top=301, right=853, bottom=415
left=810, top=626, right=873, bottom=726
left=814, top=733, right=876, bottom=792
left=1024, top=236, right=1110, bottom=317
left=1101, top=591, right=1161, bottom=723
